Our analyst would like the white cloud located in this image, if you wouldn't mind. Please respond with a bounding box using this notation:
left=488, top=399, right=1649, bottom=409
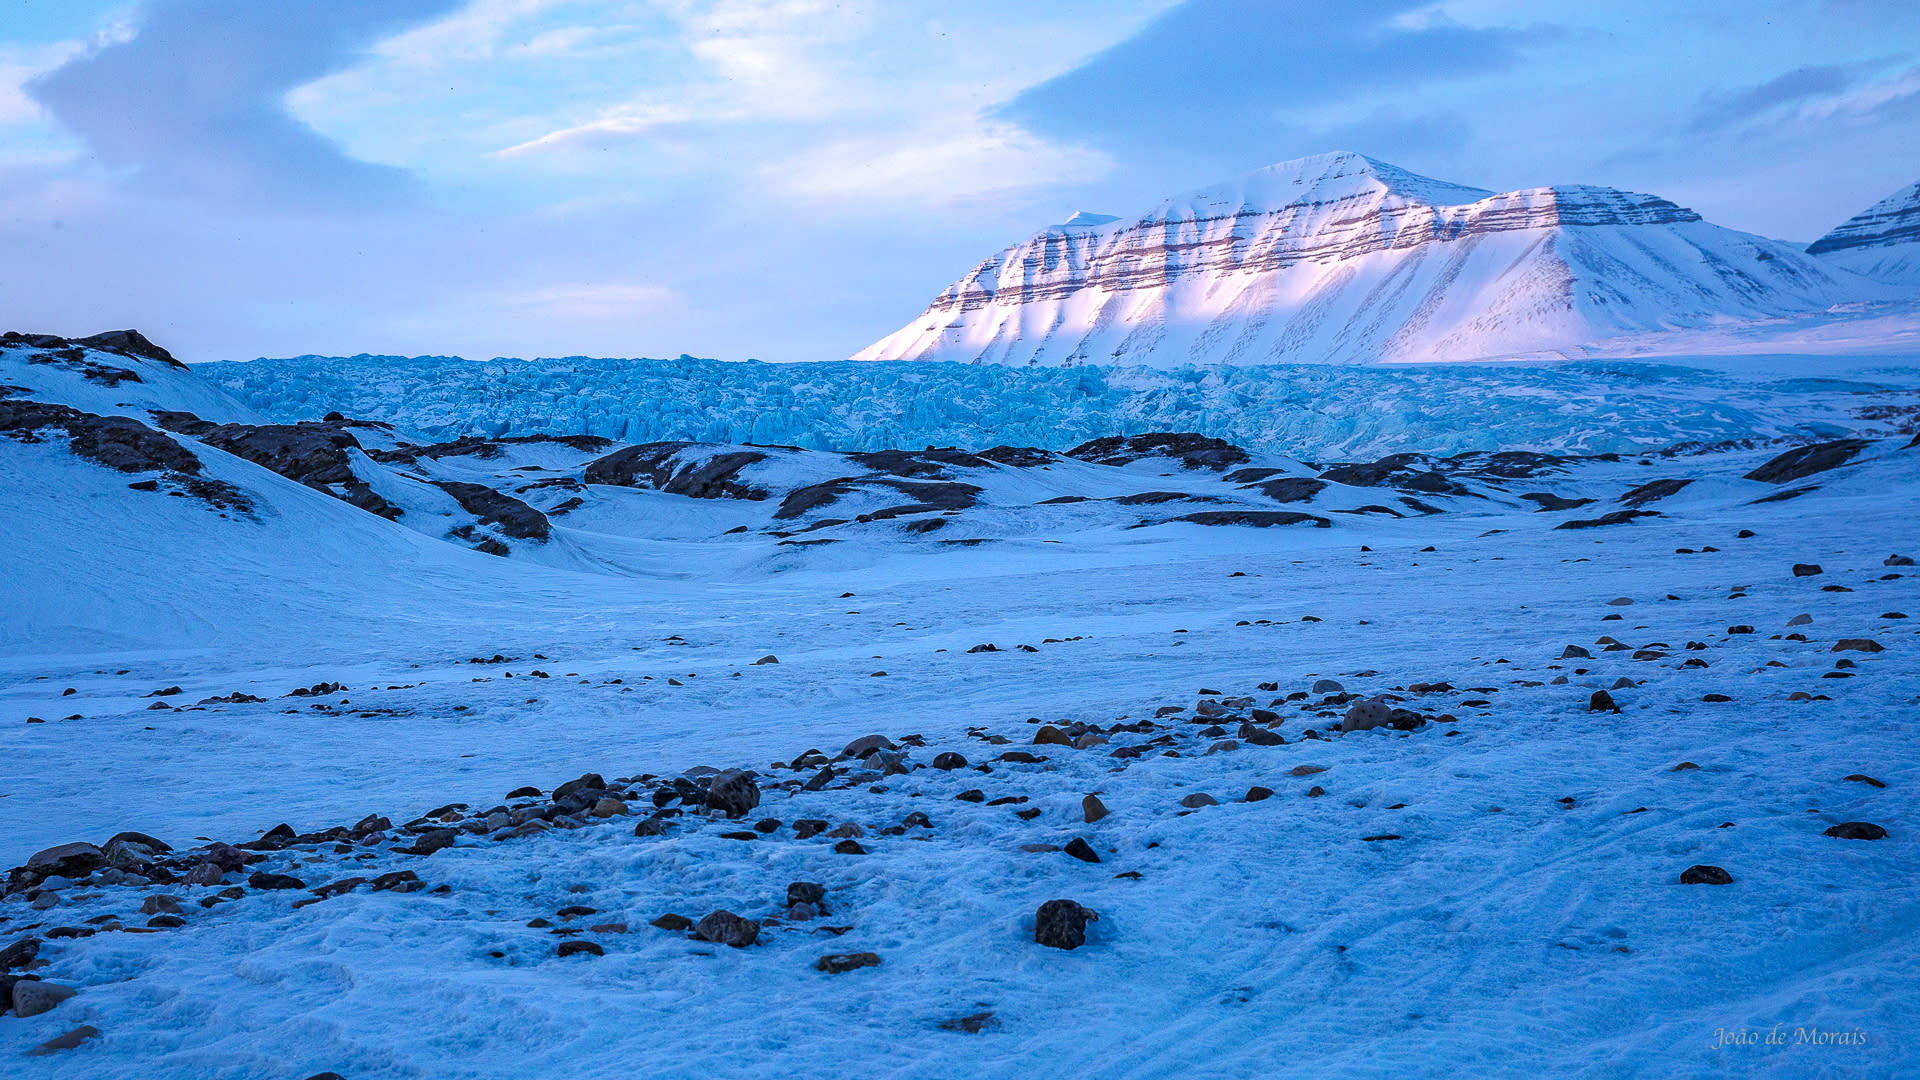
left=779, top=122, right=1112, bottom=206
left=494, top=102, right=696, bottom=157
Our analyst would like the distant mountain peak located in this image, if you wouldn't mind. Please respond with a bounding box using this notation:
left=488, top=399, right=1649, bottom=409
left=854, top=153, right=1879, bottom=368
left=1807, top=179, right=1920, bottom=286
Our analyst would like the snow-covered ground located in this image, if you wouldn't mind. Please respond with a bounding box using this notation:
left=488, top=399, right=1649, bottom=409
left=2, top=339, right=1916, bottom=1077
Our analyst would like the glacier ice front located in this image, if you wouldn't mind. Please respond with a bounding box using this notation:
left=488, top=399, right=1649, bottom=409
left=199, top=352, right=1920, bottom=462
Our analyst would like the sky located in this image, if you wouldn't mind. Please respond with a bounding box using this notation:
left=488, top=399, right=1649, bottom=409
left=0, top=0, right=1917, bottom=364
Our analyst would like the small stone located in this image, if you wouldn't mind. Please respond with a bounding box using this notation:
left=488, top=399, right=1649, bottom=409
left=1832, top=639, right=1884, bottom=653
left=752, top=654, right=779, bottom=665
left=1179, top=793, right=1218, bottom=808
left=754, top=818, right=781, bottom=833
left=409, top=828, right=457, bottom=856
left=833, top=839, right=868, bottom=855
left=1787, top=613, right=1812, bottom=626
left=557, top=940, right=604, bottom=958
left=955, top=789, right=985, bottom=803
left=141, top=894, right=183, bottom=915
left=11, top=980, right=77, bottom=1017
left=940, top=1011, right=998, bottom=1034
left=1824, top=821, right=1887, bottom=840
left=1560, top=645, right=1592, bottom=659
left=1843, top=774, right=1886, bottom=788
left=1607, top=597, right=1633, bottom=606
left=841, top=734, right=897, bottom=759
left=1311, top=679, right=1343, bottom=694
left=147, top=914, right=186, bottom=928
left=815, top=951, right=881, bottom=974
left=931, top=752, right=968, bottom=770
left=369, top=870, right=421, bottom=892
left=1082, top=794, right=1109, bottom=823
left=506, top=785, right=543, bottom=799
left=248, top=872, right=305, bottom=891
left=591, top=797, right=628, bottom=818
left=694, top=910, right=759, bottom=948
left=1679, top=865, right=1733, bottom=885
left=26, top=1025, right=98, bottom=1056
left=1034, top=899, right=1095, bottom=950
left=1063, top=837, right=1101, bottom=863
left=1032, top=725, right=1072, bottom=746
left=1588, top=690, right=1620, bottom=713
left=589, top=923, right=627, bottom=934
left=1306, top=785, right=1326, bottom=797
left=1244, top=786, right=1273, bottom=802
left=651, top=913, right=693, bottom=931
left=1289, top=764, right=1327, bottom=777
left=787, top=882, right=826, bottom=908
left=1791, top=563, right=1823, bottom=577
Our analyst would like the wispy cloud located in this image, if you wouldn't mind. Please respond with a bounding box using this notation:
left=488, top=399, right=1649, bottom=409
left=494, top=103, right=697, bottom=158
left=1688, top=64, right=1856, bottom=132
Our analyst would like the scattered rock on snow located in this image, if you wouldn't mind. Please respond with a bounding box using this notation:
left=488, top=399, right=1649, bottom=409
left=816, top=952, right=881, bottom=974
left=694, top=911, right=759, bottom=948
left=26, top=1025, right=98, bottom=1056
left=705, top=770, right=762, bottom=818
left=1033, top=899, right=1096, bottom=950
left=10, top=979, right=76, bottom=1017
left=1679, top=865, right=1733, bottom=885
left=1824, top=822, right=1887, bottom=840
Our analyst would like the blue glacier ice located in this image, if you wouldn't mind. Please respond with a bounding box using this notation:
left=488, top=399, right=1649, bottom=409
left=196, top=353, right=1920, bottom=460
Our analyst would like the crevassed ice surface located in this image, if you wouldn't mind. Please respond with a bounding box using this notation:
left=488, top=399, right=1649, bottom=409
left=199, top=354, right=1920, bottom=460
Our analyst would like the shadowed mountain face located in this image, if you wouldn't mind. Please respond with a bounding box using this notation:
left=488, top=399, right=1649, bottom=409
left=853, top=152, right=1881, bottom=368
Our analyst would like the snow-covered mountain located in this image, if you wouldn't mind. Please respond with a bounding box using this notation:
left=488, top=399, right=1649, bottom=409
left=1809, top=178, right=1920, bottom=285
left=854, top=152, right=1885, bottom=367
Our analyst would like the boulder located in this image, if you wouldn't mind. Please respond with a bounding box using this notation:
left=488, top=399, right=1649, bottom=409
left=11, top=980, right=76, bottom=1017
left=1341, top=700, right=1391, bottom=732
left=25, top=843, right=105, bottom=879
left=705, top=771, right=761, bottom=818
left=1082, top=795, right=1109, bottom=823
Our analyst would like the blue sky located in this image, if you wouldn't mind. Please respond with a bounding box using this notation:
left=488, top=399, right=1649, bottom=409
left=1, top=0, right=1917, bottom=363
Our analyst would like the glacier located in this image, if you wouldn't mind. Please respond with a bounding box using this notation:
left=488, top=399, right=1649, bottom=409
left=200, top=351, right=1920, bottom=462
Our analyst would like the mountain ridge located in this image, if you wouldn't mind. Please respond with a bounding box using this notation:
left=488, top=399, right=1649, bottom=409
left=854, top=152, right=1895, bottom=368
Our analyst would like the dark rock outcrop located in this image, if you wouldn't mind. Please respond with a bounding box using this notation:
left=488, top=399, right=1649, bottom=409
left=1745, top=439, right=1872, bottom=484
left=1065, top=433, right=1249, bottom=471
left=433, top=482, right=550, bottom=541
left=584, top=443, right=767, bottom=499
